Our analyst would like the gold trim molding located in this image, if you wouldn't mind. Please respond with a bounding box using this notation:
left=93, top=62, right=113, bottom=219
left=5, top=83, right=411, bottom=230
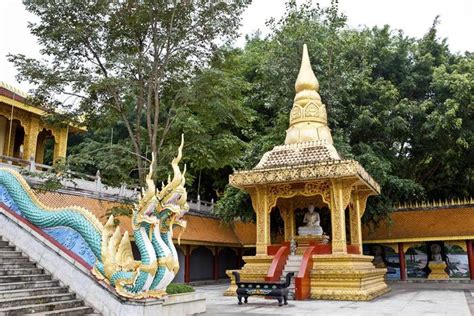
left=230, top=160, right=380, bottom=194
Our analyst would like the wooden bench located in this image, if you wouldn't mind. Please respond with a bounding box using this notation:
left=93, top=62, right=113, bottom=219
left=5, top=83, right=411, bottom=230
left=232, top=271, right=294, bottom=306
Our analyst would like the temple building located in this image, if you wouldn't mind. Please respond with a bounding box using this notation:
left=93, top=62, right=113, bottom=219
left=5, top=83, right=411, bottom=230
left=228, top=44, right=388, bottom=300
left=28, top=189, right=256, bottom=284
left=0, top=82, right=80, bottom=166
left=363, top=198, right=474, bottom=281
left=0, top=82, right=253, bottom=285
left=1, top=48, right=473, bottom=299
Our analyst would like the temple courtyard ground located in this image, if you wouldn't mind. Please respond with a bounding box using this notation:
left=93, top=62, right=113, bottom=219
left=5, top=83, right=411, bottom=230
left=195, top=282, right=474, bottom=315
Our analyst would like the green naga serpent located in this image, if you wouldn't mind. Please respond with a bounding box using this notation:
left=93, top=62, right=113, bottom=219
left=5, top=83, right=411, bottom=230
left=0, top=139, right=189, bottom=299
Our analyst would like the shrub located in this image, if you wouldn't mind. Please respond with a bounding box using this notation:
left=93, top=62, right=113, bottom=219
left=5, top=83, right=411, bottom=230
left=166, top=283, right=195, bottom=295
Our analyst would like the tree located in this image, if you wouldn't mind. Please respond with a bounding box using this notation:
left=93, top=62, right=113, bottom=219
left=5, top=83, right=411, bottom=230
left=10, top=0, right=250, bottom=183
left=215, top=0, right=473, bottom=224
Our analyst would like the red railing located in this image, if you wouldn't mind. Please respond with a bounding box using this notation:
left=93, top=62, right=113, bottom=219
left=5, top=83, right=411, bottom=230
left=295, top=246, right=316, bottom=300
left=265, top=245, right=290, bottom=282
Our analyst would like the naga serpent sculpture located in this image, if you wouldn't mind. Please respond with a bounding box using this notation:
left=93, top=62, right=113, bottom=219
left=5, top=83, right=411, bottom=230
left=0, top=139, right=189, bottom=299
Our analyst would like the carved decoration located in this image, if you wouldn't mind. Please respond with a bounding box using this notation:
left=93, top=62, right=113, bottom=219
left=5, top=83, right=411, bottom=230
left=230, top=160, right=380, bottom=194
left=290, top=105, right=302, bottom=121
left=304, top=181, right=331, bottom=205
left=305, top=102, right=320, bottom=117
left=358, top=190, right=373, bottom=217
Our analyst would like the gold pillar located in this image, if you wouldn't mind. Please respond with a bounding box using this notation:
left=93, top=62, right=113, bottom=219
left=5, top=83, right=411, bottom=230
left=280, top=207, right=290, bottom=242
left=330, top=179, right=349, bottom=254
left=8, top=121, right=18, bottom=157
left=35, top=131, right=46, bottom=164
left=350, top=191, right=363, bottom=253
left=289, top=206, right=296, bottom=240
left=52, top=126, right=68, bottom=164
left=23, top=117, right=40, bottom=161
left=250, top=187, right=270, bottom=255
left=280, top=204, right=295, bottom=242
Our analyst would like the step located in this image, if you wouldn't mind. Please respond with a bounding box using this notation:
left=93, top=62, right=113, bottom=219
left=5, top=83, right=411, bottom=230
left=0, top=299, right=86, bottom=314
left=31, top=305, right=97, bottom=315
left=0, top=286, right=69, bottom=299
left=0, top=241, right=11, bottom=247
left=0, top=268, right=44, bottom=276
left=0, top=257, right=30, bottom=264
left=0, top=251, right=24, bottom=258
left=0, top=274, right=51, bottom=283
left=0, top=246, right=16, bottom=251
left=0, top=292, right=76, bottom=308
left=0, top=280, right=60, bottom=291
left=0, top=262, right=38, bottom=269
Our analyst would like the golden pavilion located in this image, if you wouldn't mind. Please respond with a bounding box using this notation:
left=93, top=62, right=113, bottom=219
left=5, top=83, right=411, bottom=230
left=0, top=82, right=81, bottom=166
left=228, top=44, right=389, bottom=300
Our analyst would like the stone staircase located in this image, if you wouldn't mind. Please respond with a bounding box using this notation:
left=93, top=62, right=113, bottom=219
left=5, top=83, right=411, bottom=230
left=0, top=237, right=99, bottom=315
left=279, top=255, right=303, bottom=300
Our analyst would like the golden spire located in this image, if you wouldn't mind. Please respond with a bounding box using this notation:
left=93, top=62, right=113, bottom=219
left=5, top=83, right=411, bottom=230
left=284, top=44, right=335, bottom=148
left=295, top=44, right=319, bottom=94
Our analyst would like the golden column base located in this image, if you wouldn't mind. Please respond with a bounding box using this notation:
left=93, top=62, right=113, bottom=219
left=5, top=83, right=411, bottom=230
left=223, top=255, right=273, bottom=296
left=427, top=261, right=449, bottom=279
left=294, top=235, right=330, bottom=255
left=310, top=254, right=389, bottom=301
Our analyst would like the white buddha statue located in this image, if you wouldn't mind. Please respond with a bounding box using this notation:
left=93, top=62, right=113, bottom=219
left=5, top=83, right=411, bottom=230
left=298, top=204, right=323, bottom=236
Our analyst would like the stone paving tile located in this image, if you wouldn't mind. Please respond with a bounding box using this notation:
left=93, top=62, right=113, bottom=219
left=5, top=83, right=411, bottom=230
left=196, top=284, right=472, bottom=316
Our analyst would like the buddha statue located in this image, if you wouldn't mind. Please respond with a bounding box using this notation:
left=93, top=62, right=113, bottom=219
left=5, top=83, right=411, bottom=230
left=427, top=243, right=449, bottom=279
left=430, top=244, right=443, bottom=263
left=298, top=204, right=324, bottom=236
left=372, top=245, right=386, bottom=268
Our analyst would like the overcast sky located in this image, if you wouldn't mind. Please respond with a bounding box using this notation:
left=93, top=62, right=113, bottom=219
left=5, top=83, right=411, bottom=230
left=1, top=0, right=473, bottom=93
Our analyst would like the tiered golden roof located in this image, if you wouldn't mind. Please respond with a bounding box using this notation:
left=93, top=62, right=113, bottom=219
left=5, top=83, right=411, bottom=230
left=231, top=44, right=379, bottom=193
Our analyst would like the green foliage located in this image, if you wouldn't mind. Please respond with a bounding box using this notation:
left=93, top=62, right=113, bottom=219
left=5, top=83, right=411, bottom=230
left=11, top=0, right=473, bottom=227
left=20, top=159, right=73, bottom=193
left=215, top=1, right=473, bottom=225
left=166, top=283, right=195, bottom=295
left=10, top=0, right=251, bottom=184
left=214, top=186, right=254, bottom=223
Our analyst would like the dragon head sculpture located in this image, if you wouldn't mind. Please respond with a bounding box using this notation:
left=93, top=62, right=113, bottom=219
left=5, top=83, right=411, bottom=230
left=134, top=135, right=189, bottom=232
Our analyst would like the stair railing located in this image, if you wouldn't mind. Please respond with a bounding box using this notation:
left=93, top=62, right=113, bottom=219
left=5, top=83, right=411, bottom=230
left=295, top=245, right=316, bottom=300
left=265, top=245, right=290, bottom=282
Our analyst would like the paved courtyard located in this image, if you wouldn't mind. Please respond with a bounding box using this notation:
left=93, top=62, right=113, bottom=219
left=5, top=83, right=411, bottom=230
left=195, top=283, right=474, bottom=315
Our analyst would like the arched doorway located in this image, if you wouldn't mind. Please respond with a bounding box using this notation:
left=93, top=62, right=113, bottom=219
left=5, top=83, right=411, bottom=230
left=218, top=247, right=237, bottom=279
left=189, top=246, right=213, bottom=281
left=35, top=129, right=55, bottom=165
left=0, top=117, right=26, bottom=161
left=10, top=120, right=25, bottom=159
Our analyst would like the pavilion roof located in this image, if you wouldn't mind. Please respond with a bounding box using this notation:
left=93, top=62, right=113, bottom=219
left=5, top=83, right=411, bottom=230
left=255, top=140, right=340, bottom=169
left=230, top=45, right=380, bottom=194
left=0, top=82, right=86, bottom=132
left=231, top=159, right=380, bottom=194
left=363, top=202, right=474, bottom=243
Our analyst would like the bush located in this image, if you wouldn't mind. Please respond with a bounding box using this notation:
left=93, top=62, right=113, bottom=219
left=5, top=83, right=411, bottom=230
left=166, top=283, right=195, bottom=295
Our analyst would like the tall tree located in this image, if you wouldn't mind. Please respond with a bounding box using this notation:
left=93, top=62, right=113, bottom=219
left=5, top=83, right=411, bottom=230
left=215, top=1, right=473, bottom=224
left=10, top=0, right=250, bottom=182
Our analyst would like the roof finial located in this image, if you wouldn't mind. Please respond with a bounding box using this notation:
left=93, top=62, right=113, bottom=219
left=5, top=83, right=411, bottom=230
left=295, top=44, right=319, bottom=93
left=284, top=44, right=339, bottom=160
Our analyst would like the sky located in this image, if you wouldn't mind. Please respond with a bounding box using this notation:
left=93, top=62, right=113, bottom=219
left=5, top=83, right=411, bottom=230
left=1, top=0, right=473, bottom=93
